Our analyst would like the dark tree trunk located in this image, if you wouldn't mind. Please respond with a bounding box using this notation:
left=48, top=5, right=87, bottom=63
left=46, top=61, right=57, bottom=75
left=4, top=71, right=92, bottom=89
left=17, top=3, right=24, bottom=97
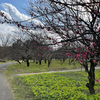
left=86, top=60, right=96, bottom=94
left=63, top=58, right=65, bottom=62
left=39, top=60, right=41, bottom=65
left=26, top=59, right=29, bottom=67
left=88, top=66, right=95, bottom=94
left=36, top=61, right=38, bottom=64
left=44, top=59, right=46, bottom=63
left=48, top=60, right=50, bottom=67
left=16, top=60, right=21, bottom=64
left=48, top=58, right=52, bottom=67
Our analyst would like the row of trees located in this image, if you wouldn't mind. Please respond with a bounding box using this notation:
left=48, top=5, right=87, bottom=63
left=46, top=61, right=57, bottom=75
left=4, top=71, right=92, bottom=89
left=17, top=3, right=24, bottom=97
left=10, top=38, right=53, bottom=67
left=0, top=0, right=100, bottom=94
left=0, top=33, right=68, bottom=67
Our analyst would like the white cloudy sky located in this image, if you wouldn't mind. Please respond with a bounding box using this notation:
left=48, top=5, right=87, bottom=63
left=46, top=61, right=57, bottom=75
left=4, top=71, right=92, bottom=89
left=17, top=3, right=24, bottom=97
left=0, top=2, right=61, bottom=37
left=0, top=3, right=26, bottom=35
left=0, top=2, right=42, bottom=36
left=0, top=1, right=63, bottom=50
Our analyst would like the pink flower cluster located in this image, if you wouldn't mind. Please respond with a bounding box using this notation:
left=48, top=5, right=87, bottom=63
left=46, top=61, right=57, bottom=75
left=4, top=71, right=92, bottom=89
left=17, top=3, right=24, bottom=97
left=96, top=79, right=99, bottom=83
left=98, top=28, right=100, bottom=32
left=84, top=53, right=87, bottom=59
left=74, top=52, right=87, bottom=61
left=79, top=60, right=82, bottom=63
left=66, top=53, right=71, bottom=57
left=74, top=54, right=80, bottom=60
left=0, top=12, right=4, bottom=17
left=93, top=42, right=96, bottom=46
left=94, top=10, right=97, bottom=13
left=93, top=60, right=98, bottom=64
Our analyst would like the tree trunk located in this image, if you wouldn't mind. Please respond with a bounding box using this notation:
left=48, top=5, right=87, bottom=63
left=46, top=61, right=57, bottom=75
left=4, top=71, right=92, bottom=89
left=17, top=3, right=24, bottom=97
left=26, top=59, right=29, bottom=67
left=86, top=61, right=96, bottom=94
left=86, top=75, right=95, bottom=94
left=48, top=58, right=52, bottom=67
left=44, top=59, right=46, bottom=63
left=39, top=60, right=41, bottom=65
left=63, top=58, right=65, bottom=62
left=48, top=60, right=50, bottom=67
left=36, top=61, right=38, bottom=64
left=16, top=60, right=21, bottom=64
left=89, top=67, right=95, bottom=94
left=89, top=79, right=95, bottom=94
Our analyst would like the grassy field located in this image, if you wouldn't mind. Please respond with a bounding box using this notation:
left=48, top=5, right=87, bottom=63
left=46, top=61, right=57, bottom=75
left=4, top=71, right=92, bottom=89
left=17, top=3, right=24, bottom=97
left=4, top=59, right=100, bottom=100
left=5, top=59, right=82, bottom=74
left=9, top=70, right=100, bottom=100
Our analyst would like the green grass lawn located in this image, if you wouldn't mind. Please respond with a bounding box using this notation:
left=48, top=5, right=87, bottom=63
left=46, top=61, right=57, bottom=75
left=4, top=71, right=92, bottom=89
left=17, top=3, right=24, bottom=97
left=5, top=59, right=82, bottom=74
left=4, top=59, right=100, bottom=100
left=10, top=70, right=100, bottom=100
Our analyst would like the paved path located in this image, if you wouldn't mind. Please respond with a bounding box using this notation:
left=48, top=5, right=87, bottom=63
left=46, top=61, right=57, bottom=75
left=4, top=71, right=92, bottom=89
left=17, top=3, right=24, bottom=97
left=13, top=66, right=100, bottom=76
left=0, top=62, right=16, bottom=100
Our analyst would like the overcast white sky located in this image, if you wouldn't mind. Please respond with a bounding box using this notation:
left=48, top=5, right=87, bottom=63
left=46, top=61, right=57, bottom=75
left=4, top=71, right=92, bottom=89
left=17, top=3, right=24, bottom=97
left=0, top=1, right=41, bottom=36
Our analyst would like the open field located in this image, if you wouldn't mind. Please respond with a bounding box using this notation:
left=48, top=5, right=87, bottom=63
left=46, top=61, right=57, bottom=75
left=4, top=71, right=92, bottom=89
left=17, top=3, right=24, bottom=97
left=4, top=60, right=100, bottom=100
left=9, top=70, right=100, bottom=100
left=5, top=59, right=82, bottom=74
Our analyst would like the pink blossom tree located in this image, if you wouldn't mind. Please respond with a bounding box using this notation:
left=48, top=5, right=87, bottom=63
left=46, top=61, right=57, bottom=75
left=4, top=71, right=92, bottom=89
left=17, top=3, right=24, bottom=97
left=25, top=0, right=100, bottom=94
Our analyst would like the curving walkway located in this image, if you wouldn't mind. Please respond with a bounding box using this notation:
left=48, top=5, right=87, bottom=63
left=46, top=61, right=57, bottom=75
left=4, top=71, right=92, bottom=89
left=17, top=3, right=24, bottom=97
left=13, top=66, right=100, bottom=76
left=0, top=62, right=16, bottom=100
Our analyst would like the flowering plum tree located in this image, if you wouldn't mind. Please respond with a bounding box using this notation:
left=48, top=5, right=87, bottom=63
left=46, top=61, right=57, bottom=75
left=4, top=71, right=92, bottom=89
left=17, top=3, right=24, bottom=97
left=0, top=0, right=100, bottom=94
left=25, top=0, right=100, bottom=94
left=9, top=33, right=52, bottom=67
